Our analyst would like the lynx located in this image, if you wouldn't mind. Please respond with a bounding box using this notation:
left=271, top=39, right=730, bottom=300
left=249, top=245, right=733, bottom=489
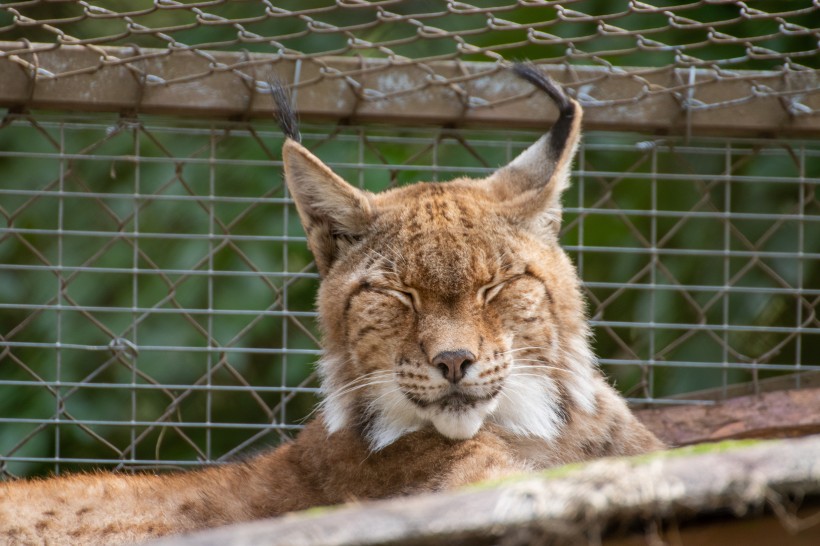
left=0, top=65, right=663, bottom=545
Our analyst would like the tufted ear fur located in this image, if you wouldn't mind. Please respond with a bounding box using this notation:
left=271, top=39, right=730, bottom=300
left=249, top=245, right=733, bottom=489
left=282, top=140, right=373, bottom=276
left=484, top=64, right=583, bottom=239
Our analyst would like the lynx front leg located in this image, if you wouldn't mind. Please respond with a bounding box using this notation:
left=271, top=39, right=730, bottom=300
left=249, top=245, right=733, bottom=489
left=434, top=444, right=531, bottom=491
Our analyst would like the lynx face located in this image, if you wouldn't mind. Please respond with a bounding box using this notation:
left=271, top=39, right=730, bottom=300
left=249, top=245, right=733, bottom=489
left=281, top=66, right=598, bottom=450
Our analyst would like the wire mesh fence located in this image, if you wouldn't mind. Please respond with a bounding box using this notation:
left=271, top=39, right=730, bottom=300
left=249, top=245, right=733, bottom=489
left=1, top=0, right=817, bottom=134
left=0, top=1, right=818, bottom=477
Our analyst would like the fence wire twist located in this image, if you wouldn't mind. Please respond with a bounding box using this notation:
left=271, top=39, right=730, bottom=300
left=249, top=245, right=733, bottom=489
left=0, top=1, right=817, bottom=134
left=0, top=1, right=818, bottom=477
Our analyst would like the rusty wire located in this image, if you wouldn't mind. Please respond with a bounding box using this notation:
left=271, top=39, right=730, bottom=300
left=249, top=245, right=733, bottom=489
left=0, top=0, right=817, bottom=123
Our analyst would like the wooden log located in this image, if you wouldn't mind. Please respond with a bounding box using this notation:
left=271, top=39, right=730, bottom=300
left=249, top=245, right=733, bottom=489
left=152, top=436, right=820, bottom=546
left=2, top=42, right=819, bottom=137
left=635, top=387, right=820, bottom=446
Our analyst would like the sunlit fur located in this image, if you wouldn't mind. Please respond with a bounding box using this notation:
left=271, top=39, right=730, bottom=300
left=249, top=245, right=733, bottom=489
left=0, top=67, right=663, bottom=545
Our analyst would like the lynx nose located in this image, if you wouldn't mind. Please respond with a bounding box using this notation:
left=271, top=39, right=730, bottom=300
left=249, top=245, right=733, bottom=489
left=432, top=350, right=476, bottom=384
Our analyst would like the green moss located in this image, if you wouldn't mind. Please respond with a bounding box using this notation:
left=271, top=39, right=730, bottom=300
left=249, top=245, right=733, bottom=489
left=620, top=439, right=763, bottom=467
left=299, top=503, right=342, bottom=518
left=468, top=438, right=769, bottom=490
left=659, top=439, right=764, bottom=457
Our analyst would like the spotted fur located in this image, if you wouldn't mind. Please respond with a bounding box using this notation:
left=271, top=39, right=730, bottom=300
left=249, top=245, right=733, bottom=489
left=0, top=65, right=663, bottom=545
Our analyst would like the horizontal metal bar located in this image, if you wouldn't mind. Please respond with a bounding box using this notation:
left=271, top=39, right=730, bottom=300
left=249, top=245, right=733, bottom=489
left=0, top=149, right=283, bottom=169
left=565, top=245, right=820, bottom=260
left=0, top=380, right=320, bottom=394
left=0, top=417, right=304, bottom=429
left=0, top=263, right=319, bottom=279
left=0, top=341, right=323, bottom=355
left=564, top=207, right=820, bottom=223
left=600, top=359, right=820, bottom=371
left=625, top=397, right=716, bottom=406
left=0, top=188, right=293, bottom=205
left=568, top=170, right=820, bottom=186
left=0, top=303, right=318, bottom=318
left=584, top=281, right=820, bottom=297
left=0, top=456, right=223, bottom=467
left=0, top=227, right=307, bottom=243
left=591, top=320, right=820, bottom=335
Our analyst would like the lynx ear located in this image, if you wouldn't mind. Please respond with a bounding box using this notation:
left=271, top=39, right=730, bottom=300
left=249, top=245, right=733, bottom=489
left=282, top=140, right=372, bottom=276
left=485, top=64, right=582, bottom=238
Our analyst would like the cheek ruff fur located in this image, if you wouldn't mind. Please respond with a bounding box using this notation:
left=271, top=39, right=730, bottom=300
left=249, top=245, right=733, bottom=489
left=319, top=347, right=596, bottom=451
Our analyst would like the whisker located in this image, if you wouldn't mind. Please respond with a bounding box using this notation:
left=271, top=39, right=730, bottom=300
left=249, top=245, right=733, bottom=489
left=366, top=386, right=405, bottom=410
left=513, top=362, right=578, bottom=371
left=367, top=248, right=399, bottom=271
left=322, top=378, right=395, bottom=402
left=322, top=376, right=389, bottom=398
left=326, top=370, right=394, bottom=391
left=298, top=403, right=321, bottom=423
left=512, top=359, right=572, bottom=367
left=385, top=243, right=409, bottom=267
left=511, top=363, right=585, bottom=380
left=493, top=386, right=517, bottom=410
left=319, top=372, right=396, bottom=403
left=509, top=372, right=587, bottom=386
left=500, top=346, right=552, bottom=355
left=383, top=390, right=413, bottom=415
left=512, top=359, right=569, bottom=367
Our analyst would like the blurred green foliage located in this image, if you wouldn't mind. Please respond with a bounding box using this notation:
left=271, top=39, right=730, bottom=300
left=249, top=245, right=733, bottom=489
left=0, top=0, right=818, bottom=477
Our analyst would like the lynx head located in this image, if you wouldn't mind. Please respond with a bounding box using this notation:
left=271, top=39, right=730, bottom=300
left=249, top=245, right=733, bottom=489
left=278, top=65, right=598, bottom=451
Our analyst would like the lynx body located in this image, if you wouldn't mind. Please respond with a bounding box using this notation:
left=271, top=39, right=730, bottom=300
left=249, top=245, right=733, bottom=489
left=0, top=65, right=662, bottom=545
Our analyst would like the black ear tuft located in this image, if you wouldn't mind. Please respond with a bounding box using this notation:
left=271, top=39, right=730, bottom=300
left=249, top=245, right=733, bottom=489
left=511, top=63, right=575, bottom=117
left=480, top=63, right=584, bottom=238
left=270, top=79, right=301, bottom=143
left=511, top=63, right=579, bottom=167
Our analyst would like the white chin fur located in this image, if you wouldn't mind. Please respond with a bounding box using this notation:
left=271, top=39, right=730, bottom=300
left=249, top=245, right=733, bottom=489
left=367, top=393, right=497, bottom=449
left=426, top=398, right=497, bottom=440
left=430, top=410, right=484, bottom=440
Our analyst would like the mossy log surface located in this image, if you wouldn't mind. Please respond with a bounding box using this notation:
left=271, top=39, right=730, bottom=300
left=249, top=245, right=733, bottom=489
left=152, top=435, right=820, bottom=546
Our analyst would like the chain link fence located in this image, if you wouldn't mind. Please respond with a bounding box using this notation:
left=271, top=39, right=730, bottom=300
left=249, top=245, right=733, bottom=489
left=1, top=1, right=818, bottom=477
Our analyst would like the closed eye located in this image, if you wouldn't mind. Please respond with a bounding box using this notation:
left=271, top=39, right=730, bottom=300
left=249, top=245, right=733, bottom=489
left=383, top=288, right=418, bottom=310
left=479, top=273, right=531, bottom=304
left=479, top=281, right=507, bottom=304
